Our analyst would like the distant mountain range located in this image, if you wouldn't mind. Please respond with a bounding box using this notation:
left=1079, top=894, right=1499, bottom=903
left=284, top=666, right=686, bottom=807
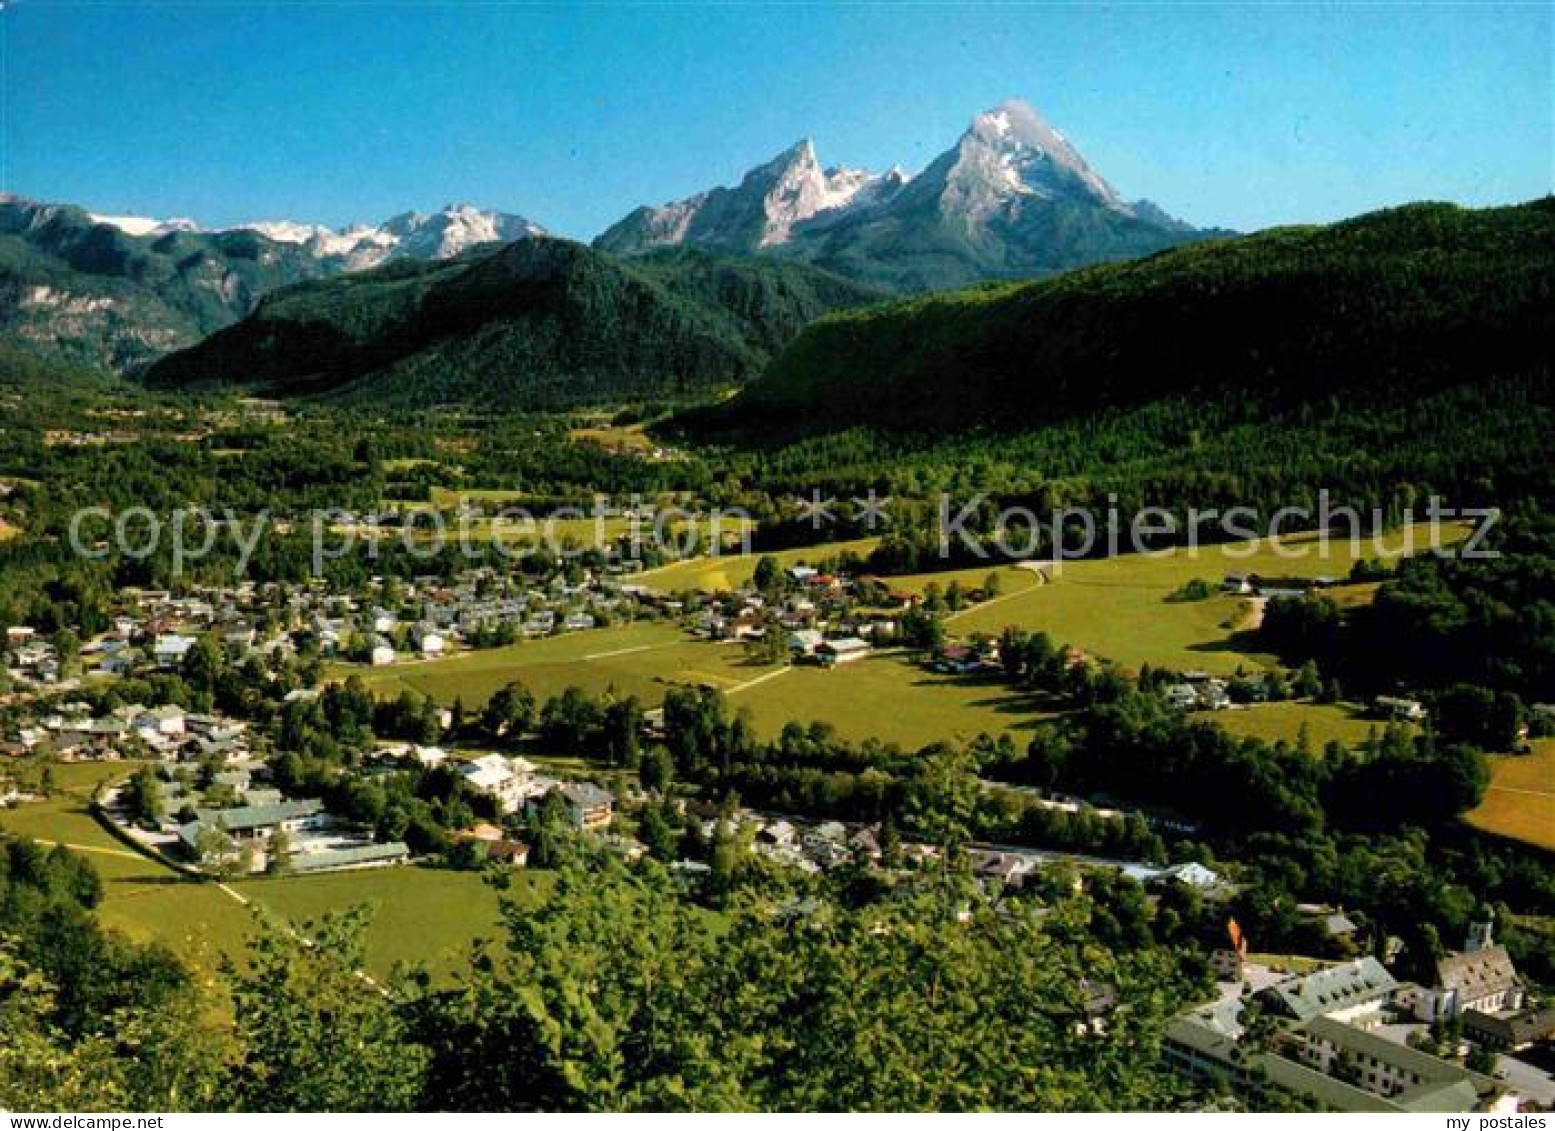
left=143, top=238, right=886, bottom=409
left=0, top=195, right=544, bottom=370
left=0, top=98, right=1221, bottom=377
left=692, top=199, right=1555, bottom=437
left=89, top=203, right=546, bottom=270
left=597, top=99, right=1223, bottom=292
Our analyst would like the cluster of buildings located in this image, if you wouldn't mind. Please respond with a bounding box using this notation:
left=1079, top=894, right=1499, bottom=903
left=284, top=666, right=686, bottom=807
left=2, top=700, right=254, bottom=765
left=1167, top=922, right=1553, bottom=1112
left=673, top=565, right=903, bottom=659
left=1164, top=671, right=1235, bottom=713
left=163, top=794, right=411, bottom=876
left=453, top=751, right=615, bottom=829
left=357, top=567, right=640, bottom=665
left=4, top=561, right=654, bottom=695
left=4, top=626, right=63, bottom=688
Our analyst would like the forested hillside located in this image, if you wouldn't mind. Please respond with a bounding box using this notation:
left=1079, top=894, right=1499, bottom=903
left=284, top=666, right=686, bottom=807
left=144, top=239, right=884, bottom=408
left=700, top=200, right=1555, bottom=437
left=0, top=196, right=336, bottom=370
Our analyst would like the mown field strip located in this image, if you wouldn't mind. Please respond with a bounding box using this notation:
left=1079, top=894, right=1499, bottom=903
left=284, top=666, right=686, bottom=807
left=725, top=667, right=794, bottom=696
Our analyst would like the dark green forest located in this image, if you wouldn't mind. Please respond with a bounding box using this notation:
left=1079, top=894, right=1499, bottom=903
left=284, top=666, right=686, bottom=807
left=143, top=239, right=884, bottom=407
left=699, top=199, right=1555, bottom=437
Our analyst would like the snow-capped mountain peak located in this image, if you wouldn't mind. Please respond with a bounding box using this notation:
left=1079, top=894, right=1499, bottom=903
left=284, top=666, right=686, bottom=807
left=86, top=203, right=546, bottom=270
left=87, top=213, right=200, bottom=238
left=596, top=137, right=898, bottom=254
left=956, top=97, right=1126, bottom=210
left=749, top=140, right=883, bottom=247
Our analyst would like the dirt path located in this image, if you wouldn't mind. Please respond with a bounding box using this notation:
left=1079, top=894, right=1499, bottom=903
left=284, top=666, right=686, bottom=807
left=29, top=838, right=144, bottom=860
left=582, top=641, right=679, bottom=661
left=725, top=667, right=794, bottom=696
left=945, top=577, right=1043, bottom=624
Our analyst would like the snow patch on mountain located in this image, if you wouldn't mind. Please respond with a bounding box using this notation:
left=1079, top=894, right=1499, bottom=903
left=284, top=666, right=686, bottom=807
left=89, top=204, right=545, bottom=269
left=89, top=214, right=199, bottom=237
left=945, top=98, right=1129, bottom=216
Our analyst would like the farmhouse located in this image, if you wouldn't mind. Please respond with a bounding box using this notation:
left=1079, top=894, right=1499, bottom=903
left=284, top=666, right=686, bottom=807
left=817, top=637, right=870, bottom=667
left=151, top=634, right=197, bottom=668
left=1438, top=945, right=1524, bottom=1017
left=1283, top=1016, right=1506, bottom=1111
left=458, top=754, right=541, bottom=814
left=134, top=704, right=187, bottom=738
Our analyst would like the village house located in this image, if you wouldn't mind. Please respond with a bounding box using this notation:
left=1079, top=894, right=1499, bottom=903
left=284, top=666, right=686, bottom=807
left=452, top=822, right=530, bottom=866
left=817, top=637, right=870, bottom=667
left=151, top=633, right=198, bottom=668
left=558, top=781, right=615, bottom=830
left=135, top=704, right=188, bottom=739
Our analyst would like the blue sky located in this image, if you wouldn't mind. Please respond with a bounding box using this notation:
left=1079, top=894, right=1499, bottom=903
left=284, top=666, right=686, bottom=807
left=3, top=1, right=1550, bottom=238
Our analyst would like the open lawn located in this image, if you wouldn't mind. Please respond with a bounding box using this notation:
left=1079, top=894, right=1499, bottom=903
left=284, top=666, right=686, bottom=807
left=0, top=761, right=256, bottom=970
left=637, top=537, right=881, bottom=593
left=337, top=619, right=1058, bottom=746
left=731, top=651, right=1063, bottom=748
left=1468, top=739, right=1555, bottom=853
left=918, top=520, right=1473, bottom=678
left=0, top=760, right=534, bottom=980
left=1212, top=701, right=1396, bottom=752
left=335, top=621, right=783, bottom=708
left=233, top=865, right=541, bottom=977
left=335, top=520, right=1471, bottom=752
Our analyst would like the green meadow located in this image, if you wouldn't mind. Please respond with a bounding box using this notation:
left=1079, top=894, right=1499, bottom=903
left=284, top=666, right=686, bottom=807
left=916, top=520, right=1473, bottom=676
left=1211, top=701, right=1395, bottom=751
left=335, top=620, right=783, bottom=707
left=0, top=760, right=528, bottom=980
left=636, top=537, right=881, bottom=593
left=1468, top=739, right=1555, bottom=853
left=729, top=651, right=1063, bottom=748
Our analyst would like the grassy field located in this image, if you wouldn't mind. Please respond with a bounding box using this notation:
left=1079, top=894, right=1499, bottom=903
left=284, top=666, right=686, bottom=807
left=921, top=520, right=1473, bottom=677
left=336, top=522, right=1471, bottom=748
left=0, top=761, right=256, bottom=970
left=1212, top=701, right=1396, bottom=751
left=335, top=621, right=783, bottom=707
left=1467, top=739, right=1555, bottom=853
left=337, top=618, right=1057, bottom=746
left=730, top=651, right=1063, bottom=748
left=637, top=537, right=881, bottom=593
left=0, top=760, right=530, bottom=979
left=233, top=866, right=540, bottom=977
